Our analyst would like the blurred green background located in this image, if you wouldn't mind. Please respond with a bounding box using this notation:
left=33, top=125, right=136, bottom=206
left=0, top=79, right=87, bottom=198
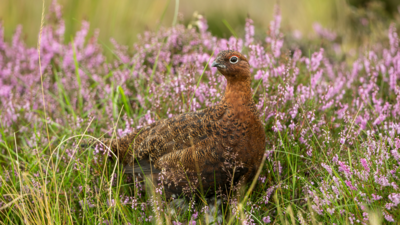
left=0, top=0, right=399, bottom=48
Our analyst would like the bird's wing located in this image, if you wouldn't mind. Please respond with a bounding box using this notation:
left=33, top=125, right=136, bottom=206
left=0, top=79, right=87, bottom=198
left=82, top=104, right=227, bottom=169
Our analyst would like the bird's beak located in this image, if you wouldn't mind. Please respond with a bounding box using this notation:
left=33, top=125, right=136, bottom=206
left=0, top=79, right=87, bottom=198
left=211, top=61, right=226, bottom=69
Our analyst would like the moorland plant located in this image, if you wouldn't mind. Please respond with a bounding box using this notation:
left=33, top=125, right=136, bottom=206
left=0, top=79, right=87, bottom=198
left=1, top=1, right=400, bottom=224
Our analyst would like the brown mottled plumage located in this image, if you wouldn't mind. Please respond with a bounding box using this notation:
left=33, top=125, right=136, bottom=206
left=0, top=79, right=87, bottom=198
left=83, top=50, right=266, bottom=197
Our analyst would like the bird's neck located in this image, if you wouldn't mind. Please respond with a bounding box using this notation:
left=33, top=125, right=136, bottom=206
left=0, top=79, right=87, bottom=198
left=223, top=78, right=253, bottom=109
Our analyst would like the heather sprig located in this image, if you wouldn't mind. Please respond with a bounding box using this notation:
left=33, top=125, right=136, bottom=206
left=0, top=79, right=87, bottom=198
left=1, top=1, right=400, bottom=224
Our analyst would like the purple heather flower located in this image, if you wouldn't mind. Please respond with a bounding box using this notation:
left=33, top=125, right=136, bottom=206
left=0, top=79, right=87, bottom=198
left=321, top=163, right=333, bottom=175
left=327, top=208, right=335, bottom=215
left=332, top=154, right=339, bottom=164
left=107, top=199, right=116, bottom=207
left=360, top=158, right=370, bottom=173
left=362, top=212, right=369, bottom=221
left=374, top=172, right=390, bottom=187
left=269, top=5, right=281, bottom=37
left=371, top=194, right=383, bottom=201
left=388, top=23, right=399, bottom=55
left=391, top=149, right=400, bottom=161
left=345, top=180, right=357, bottom=190
left=338, top=161, right=352, bottom=178
left=384, top=213, right=395, bottom=222
left=313, top=23, right=337, bottom=41
left=245, top=18, right=255, bottom=47
left=262, top=216, right=271, bottom=223
left=305, top=148, right=312, bottom=157
left=274, top=161, right=282, bottom=175
left=388, top=193, right=400, bottom=206
left=272, top=119, right=284, bottom=132
left=192, top=211, right=198, bottom=220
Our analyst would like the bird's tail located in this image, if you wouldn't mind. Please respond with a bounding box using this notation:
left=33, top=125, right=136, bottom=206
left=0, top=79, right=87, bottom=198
left=80, top=134, right=137, bottom=165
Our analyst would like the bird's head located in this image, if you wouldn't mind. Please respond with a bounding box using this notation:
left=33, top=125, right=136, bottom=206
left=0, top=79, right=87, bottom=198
left=211, top=50, right=250, bottom=80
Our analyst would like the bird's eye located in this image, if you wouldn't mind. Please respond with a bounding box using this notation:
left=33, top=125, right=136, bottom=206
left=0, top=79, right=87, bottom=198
left=229, top=56, right=238, bottom=64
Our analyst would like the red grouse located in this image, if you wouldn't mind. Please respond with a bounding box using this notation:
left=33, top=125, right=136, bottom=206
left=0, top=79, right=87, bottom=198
left=83, top=50, right=266, bottom=197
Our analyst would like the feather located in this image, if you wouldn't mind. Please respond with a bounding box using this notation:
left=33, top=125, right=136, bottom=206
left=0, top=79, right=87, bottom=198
left=82, top=50, right=266, bottom=198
